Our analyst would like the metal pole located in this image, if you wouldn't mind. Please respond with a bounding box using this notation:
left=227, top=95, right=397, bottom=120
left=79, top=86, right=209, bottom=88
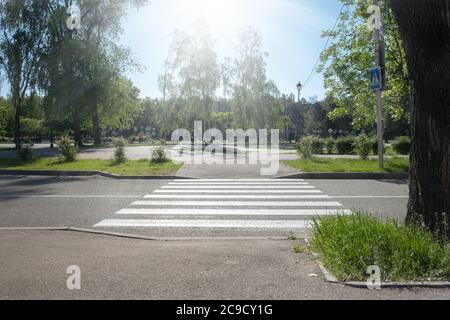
left=374, top=0, right=384, bottom=169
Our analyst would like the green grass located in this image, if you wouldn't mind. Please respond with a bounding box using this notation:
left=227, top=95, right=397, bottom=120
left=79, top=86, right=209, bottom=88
left=309, top=213, right=450, bottom=282
left=286, top=157, right=409, bottom=173
left=0, top=158, right=183, bottom=176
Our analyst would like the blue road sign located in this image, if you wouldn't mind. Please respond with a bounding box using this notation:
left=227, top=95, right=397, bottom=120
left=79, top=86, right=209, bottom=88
left=370, top=67, right=382, bottom=91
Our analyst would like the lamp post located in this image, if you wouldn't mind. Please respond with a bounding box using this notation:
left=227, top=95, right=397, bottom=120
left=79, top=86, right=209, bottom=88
left=296, top=82, right=302, bottom=140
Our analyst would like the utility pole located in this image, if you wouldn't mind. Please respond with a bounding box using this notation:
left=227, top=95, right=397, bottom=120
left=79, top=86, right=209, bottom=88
left=373, top=0, right=384, bottom=169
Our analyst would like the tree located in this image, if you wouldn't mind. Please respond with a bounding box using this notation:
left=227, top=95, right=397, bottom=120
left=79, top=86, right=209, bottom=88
left=389, top=0, right=449, bottom=239
left=0, top=0, right=48, bottom=149
left=319, top=0, right=411, bottom=130
left=158, top=20, right=220, bottom=129
left=227, top=27, right=282, bottom=129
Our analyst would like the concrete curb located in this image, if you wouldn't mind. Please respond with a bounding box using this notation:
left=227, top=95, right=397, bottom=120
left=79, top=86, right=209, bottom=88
left=0, top=169, right=195, bottom=180
left=0, top=226, right=288, bottom=242
left=278, top=172, right=409, bottom=180
left=315, top=260, right=450, bottom=289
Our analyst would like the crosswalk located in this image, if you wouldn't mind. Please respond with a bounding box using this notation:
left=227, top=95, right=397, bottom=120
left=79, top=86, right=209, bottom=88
left=93, top=179, right=351, bottom=233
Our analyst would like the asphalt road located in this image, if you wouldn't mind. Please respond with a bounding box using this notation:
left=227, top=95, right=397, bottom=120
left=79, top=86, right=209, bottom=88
left=0, top=175, right=408, bottom=238
left=0, top=175, right=447, bottom=300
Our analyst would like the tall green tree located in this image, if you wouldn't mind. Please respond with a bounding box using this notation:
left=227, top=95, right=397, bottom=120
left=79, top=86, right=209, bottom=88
left=226, top=27, right=282, bottom=129
left=158, top=20, right=220, bottom=129
left=319, top=0, right=410, bottom=130
left=0, top=0, right=48, bottom=149
left=389, top=0, right=450, bottom=239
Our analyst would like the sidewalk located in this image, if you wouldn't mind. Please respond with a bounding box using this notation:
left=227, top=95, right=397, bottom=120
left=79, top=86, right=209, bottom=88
left=0, top=230, right=448, bottom=300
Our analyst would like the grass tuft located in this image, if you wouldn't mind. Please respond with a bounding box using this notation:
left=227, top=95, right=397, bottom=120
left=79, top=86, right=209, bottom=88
left=286, top=157, right=409, bottom=173
left=0, top=158, right=183, bottom=176
left=309, top=213, right=450, bottom=282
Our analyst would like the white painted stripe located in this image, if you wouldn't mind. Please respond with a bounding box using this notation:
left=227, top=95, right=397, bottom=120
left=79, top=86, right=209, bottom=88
left=116, top=208, right=352, bottom=216
left=330, top=196, right=408, bottom=199
left=173, top=179, right=305, bottom=182
left=0, top=195, right=141, bottom=198
left=132, top=201, right=343, bottom=207
left=94, top=219, right=312, bottom=229
left=169, top=182, right=310, bottom=186
left=154, top=189, right=321, bottom=194
left=144, top=194, right=331, bottom=200
left=163, top=186, right=310, bottom=189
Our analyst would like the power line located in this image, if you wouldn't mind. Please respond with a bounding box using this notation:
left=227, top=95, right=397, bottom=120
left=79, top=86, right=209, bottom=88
left=300, top=4, right=347, bottom=93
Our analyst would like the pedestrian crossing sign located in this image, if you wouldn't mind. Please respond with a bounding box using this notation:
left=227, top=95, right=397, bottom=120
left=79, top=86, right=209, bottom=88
left=370, top=67, right=382, bottom=91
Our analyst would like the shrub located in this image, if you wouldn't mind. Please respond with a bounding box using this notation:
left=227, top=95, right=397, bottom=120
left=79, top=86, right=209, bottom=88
left=392, top=136, right=411, bottom=155
left=17, top=143, right=33, bottom=162
left=58, top=135, right=77, bottom=162
left=336, top=136, right=356, bottom=155
left=372, top=138, right=388, bottom=155
left=310, top=137, right=325, bottom=154
left=160, top=139, right=166, bottom=146
left=353, top=133, right=372, bottom=160
left=310, top=213, right=450, bottom=282
left=112, top=137, right=127, bottom=164
left=296, top=136, right=313, bottom=159
left=151, top=146, right=169, bottom=163
left=325, top=138, right=335, bottom=154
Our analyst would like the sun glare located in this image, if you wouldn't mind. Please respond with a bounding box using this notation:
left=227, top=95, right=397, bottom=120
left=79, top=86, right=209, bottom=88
left=177, top=0, right=248, bottom=37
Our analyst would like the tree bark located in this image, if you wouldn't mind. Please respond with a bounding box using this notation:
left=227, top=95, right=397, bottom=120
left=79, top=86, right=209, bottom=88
left=92, top=93, right=101, bottom=146
left=73, top=106, right=82, bottom=147
left=390, top=0, right=450, bottom=239
left=14, top=98, right=22, bottom=150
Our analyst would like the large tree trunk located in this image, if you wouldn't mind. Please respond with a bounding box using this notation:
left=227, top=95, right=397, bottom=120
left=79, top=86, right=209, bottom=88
left=73, top=106, right=82, bottom=147
left=14, top=98, right=21, bottom=150
left=390, top=0, right=450, bottom=239
left=92, top=94, right=102, bottom=146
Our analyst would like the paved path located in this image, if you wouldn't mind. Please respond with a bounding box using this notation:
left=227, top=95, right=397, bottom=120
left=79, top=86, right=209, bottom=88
left=0, top=230, right=448, bottom=300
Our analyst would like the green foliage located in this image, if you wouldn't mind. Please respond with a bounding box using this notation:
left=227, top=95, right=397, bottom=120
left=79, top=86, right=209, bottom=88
left=17, top=144, right=33, bottom=162
left=325, top=138, right=335, bottom=154
left=353, top=133, right=372, bottom=160
left=371, top=138, right=388, bottom=155
left=151, top=146, right=169, bottom=163
left=0, top=158, right=183, bottom=177
left=310, top=213, right=450, bottom=281
left=112, top=138, right=127, bottom=164
left=310, top=137, right=325, bottom=154
left=392, top=136, right=411, bottom=155
left=57, top=136, right=77, bottom=162
left=286, top=157, right=409, bottom=173
left=319, top=0, right=411, bottom=130
left=20, top=118, right=44, bottom=137
left=297, top=136, right=314, bottom=159
left=336, top=136, right=356, bottom=155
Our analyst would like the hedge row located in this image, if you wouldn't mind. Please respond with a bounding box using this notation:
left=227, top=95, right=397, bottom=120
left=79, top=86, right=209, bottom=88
left=296, top=135, right=411, bottom=156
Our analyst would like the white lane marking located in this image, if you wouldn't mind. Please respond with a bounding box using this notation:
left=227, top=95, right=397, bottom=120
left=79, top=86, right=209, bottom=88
left=116, top=208, right=352, bottom=216
left=0, top=195, right=141, bottom=198
left=154, top=189, right=321, bottom=194
left=173, top=179, right=305, bottom=182
left=144, top=194, right=331, bottom=200
left=94, top=219, right=313, bottom=229
left=169, top=182, right=309, bottom=185
left=330, top=196, right=408, bottom=198
left=163, top=185, right=310, bottom=189
left=131, top=201, right=343, bottom=207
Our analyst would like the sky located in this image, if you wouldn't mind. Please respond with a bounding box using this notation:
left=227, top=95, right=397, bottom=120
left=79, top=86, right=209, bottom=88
left=120, top=0, right=343, bottom=100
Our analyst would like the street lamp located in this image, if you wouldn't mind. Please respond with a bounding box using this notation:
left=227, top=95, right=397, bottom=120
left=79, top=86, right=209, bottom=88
left=296, top=82, right=302, bottom=102
left=296, top=82, right=303, bottom=140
